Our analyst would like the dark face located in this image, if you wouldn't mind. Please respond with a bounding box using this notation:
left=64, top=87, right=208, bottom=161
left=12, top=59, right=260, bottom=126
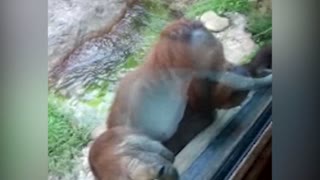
left=160, top=19, right=205, bottom=42
left=160, top=19, right=229, bottom=71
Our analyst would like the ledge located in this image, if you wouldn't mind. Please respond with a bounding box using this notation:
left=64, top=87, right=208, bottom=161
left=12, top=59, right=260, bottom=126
left=174, top=87, right=272, bottom=180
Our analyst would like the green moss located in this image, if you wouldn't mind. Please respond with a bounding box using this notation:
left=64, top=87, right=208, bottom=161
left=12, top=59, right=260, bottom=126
left=123, top=55, right=140, bottom=69
left=48, top=98, right=89, bottom=175
left=80, top=81, right=109, bottom=107
left=85, top=83, right=99, bottom=93
left=86, top=98, right=102, bottom=107
left=96, top=82, right=109, bottom=99
left=85, top=80, right=108, bottom=95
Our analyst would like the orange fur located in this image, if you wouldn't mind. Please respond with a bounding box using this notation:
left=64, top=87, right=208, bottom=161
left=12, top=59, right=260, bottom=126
left=107, top=19, right=232, bottom=130
left=89, top=127, right=178, bottom=180
left=105, top=19, right=271, bottom=151
left=89, top=19, right=272, bottom=179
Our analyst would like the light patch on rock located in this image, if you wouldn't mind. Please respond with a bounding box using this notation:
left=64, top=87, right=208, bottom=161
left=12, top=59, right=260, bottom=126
left=200, top=11, right=230, bottom=32
left=212, top=12, right=258, bottom=65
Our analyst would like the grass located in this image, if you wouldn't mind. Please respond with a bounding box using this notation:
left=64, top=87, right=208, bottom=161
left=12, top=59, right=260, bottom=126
left=140, top=0, right=169, bottom=16
left=247, top=12, right=272, bottom=45
left=186, top=0, right=251, bottom=18
left=48, top=98, right=90, bottom=175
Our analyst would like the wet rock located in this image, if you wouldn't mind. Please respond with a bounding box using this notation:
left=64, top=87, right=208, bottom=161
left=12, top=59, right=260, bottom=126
left=212, top=12, right=258, bottom=65
left=49, top=5, right=145, bottom=97
left=200, top=11, right=230, bottom=32
left=48, top=0, right=135, bottom=72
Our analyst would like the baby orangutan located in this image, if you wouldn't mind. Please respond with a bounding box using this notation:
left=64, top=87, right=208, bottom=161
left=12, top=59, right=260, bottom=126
left=89, top=127, right=179, bottom=180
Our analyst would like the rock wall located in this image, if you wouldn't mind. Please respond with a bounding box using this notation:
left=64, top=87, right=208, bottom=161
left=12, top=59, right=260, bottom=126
left=48, top=0, right=135, bottom=72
